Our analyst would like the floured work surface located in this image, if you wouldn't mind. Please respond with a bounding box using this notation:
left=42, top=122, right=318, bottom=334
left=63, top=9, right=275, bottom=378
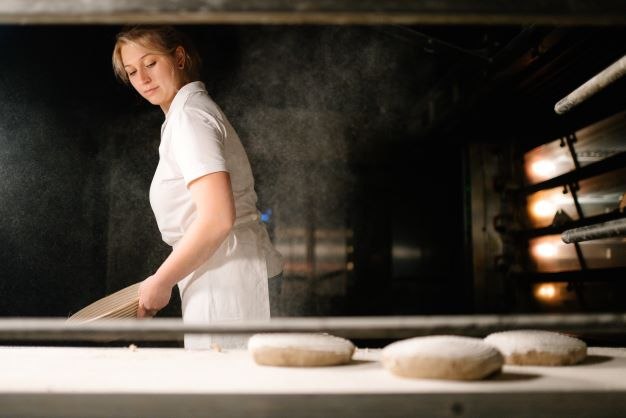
left=0, top=346, right=625, bottom=418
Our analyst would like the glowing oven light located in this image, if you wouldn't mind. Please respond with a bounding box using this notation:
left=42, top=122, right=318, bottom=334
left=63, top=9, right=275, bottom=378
left=530, top=160, right=556, bottom=178
left=534, top=242, right=557, bottom=258
left=535, top=283, right=557, bottom=301
left=532, top=200, right=556, bottom=218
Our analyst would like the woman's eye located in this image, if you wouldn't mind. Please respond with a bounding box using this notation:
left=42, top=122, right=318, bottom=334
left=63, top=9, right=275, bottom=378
left=128, top=71, right=136, bottom=77
left=146, top=62, right=156, bottom=68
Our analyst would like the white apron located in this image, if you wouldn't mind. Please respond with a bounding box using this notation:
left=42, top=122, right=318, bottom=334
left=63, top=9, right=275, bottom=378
left=177, top=216, right=274, bottom=349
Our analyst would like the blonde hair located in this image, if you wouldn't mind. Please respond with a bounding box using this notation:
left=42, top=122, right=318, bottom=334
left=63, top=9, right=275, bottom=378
left=112, top=25, right=202, bottom=85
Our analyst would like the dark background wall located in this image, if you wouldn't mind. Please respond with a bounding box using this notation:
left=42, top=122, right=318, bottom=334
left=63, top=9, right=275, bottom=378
left=0, top=24, right=483, bottom=318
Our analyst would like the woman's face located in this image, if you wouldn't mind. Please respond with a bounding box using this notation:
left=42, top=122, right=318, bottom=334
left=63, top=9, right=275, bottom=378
left=121, top=41, right=184, bottom=113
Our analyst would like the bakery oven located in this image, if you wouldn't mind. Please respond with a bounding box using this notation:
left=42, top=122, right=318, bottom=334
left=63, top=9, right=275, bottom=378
left=469, top=45, right=626, bottom=319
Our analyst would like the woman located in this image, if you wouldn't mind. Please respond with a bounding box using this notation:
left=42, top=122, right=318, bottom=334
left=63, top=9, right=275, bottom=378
left=112, top=26, right=283, bottom=349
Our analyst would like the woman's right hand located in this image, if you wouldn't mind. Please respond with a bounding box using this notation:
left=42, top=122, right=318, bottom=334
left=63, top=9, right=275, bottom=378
left=137, top=274, right=172, bottom=318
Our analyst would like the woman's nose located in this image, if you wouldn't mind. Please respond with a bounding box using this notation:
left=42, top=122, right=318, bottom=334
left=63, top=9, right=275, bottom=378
left=138, top=68, right=151, bottom=83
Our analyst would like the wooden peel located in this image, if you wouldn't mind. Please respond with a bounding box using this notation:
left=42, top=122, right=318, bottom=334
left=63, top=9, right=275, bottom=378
left=67, top=282, right=141, bottom=323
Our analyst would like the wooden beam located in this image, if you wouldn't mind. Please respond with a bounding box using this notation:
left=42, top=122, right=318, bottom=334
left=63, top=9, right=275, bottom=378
left=1, top=0, right=626, bottom=25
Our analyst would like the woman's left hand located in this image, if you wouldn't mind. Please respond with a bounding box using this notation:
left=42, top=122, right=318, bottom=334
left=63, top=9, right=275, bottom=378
left=137, top=275, right=172, bottom=318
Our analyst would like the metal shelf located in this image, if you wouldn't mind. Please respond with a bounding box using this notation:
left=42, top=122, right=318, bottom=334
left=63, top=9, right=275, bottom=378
left=522, top=150, right=626, bottom=195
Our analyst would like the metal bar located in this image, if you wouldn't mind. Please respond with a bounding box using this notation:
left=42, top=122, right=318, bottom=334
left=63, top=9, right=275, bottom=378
left=521, top=211, right=625, bottom=239
left=562, top=218, right=626, bottom=243
left=571, top=241, right=588, bottom=308
left=560, top=136, right=590, bottom=307
left=573, top=241, right=588, bottom=269
left=513, top=267, right=626, bottom=283
left=565, top=134, right=581, bottom=171
left=555, top=54, right=626, bottom=114
left=523, top=151, right=626, bottom=195
left=567, top=183, right=585, bottom=219
left=3, top=393, right=626, bottom=418
left=1, top=0, right=626, bottom=25
left=0, top=314, right=625, bottom=341
left=564, top=177, right=589, bottom=306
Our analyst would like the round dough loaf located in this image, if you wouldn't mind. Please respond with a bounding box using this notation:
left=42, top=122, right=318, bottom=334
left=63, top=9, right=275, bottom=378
left=248, top=333, right=355, bottom=367
left=381, top=336, right=503, bottom=380
left=484, top=330, right=587, bottom=366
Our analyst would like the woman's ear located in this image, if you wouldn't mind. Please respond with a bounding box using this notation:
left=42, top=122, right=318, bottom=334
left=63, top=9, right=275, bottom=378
left=175, top=46, right=186, bottom=69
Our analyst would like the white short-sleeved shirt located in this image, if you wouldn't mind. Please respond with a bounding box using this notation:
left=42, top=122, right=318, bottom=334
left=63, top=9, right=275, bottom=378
left=149, top=81, right=282, bottom=280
